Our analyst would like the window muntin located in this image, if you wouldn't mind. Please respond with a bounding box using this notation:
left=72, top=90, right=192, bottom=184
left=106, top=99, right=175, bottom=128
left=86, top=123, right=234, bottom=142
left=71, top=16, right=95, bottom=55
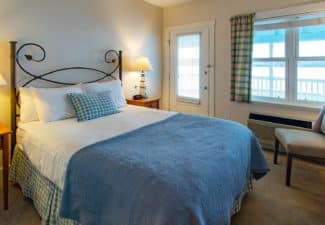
left=252, top=61, right=286, bottom=99
left=252, top=23, right=325, bottom=106
left=298, top=25, right=325, bottom=57
left=253, top=29, right=286, bottom=58
left=176, top=34, right=201, bottom=100
left=252, top=29, right=287, bottom=101
left=297, top=61, right=325, bottom=102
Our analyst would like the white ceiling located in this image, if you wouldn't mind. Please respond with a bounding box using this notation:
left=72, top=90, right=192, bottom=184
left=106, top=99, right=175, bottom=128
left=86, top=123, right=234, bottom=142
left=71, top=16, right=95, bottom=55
left=144, top=0, right=193, bottom=8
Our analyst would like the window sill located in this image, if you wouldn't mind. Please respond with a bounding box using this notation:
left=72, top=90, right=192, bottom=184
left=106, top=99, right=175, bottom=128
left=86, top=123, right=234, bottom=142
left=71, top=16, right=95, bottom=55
left=250, top=100, right=322, bottom=112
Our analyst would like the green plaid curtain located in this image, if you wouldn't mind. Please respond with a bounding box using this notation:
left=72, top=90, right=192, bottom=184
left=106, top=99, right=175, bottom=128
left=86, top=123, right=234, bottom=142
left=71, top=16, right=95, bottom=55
left=230, top=13, right=255, bottom=103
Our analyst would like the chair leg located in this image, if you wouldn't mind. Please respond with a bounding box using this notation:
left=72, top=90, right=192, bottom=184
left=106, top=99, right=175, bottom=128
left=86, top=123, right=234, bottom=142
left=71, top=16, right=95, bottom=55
left=286, top=154, right=293, bottom=186
left=274, top=138, right=279, bottom=164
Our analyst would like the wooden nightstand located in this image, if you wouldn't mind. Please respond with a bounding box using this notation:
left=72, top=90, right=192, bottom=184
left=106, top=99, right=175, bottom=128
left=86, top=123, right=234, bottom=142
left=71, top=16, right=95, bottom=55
left=126, top=97, right=160, bottom=109
left=0, top=123, right=11, bottom=210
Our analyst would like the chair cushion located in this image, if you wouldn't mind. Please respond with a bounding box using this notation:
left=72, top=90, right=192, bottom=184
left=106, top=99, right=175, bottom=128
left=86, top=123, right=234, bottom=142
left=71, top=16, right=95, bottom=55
left=275, top=128, right=325, bottom=159
left=313, top=105, right=325, bottom=134
left=321, top=114, right=325, bottom=134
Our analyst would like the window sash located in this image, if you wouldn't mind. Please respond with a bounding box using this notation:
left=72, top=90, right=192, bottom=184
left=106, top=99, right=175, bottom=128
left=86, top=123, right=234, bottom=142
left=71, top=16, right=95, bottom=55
left=252, top=26, right=325, bottom=106
left=251, top=59, right=287, bottom=99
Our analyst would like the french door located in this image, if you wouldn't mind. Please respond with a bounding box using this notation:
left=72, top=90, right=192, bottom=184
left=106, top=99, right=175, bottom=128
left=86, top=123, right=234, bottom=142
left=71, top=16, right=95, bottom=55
left=168, top=22, right=215, bottom=116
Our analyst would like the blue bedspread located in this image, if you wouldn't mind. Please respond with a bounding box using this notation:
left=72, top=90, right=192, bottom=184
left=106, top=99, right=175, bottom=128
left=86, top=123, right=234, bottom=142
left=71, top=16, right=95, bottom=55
left=60, top=113, right=269, bottom=225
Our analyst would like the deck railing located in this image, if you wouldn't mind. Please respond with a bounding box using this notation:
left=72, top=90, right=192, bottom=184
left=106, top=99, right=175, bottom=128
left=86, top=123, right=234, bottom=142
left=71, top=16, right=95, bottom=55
left=251, top=76, right=325, bottom=102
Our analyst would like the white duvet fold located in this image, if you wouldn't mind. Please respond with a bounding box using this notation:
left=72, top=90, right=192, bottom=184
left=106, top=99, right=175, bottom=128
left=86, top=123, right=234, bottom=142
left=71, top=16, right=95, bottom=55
left=17, top=105, right=175, bottom=189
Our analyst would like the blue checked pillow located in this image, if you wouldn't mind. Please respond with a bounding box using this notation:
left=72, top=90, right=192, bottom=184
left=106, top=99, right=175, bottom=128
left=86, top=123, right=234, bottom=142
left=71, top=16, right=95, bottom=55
left=67, top=91, right=120, bottom=122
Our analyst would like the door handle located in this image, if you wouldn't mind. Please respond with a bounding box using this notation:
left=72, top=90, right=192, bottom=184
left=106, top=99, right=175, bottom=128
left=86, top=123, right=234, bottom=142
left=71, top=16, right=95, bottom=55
left=204, top=86, right=208, bottom=90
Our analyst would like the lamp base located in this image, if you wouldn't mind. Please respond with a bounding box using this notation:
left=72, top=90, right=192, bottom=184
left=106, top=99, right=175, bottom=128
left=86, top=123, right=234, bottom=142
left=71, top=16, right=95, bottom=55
left=133, top=94, right=149, bottom=100
left=133, top=95, right=144, bottom=100
left=139, top=72, right=148, bottom=99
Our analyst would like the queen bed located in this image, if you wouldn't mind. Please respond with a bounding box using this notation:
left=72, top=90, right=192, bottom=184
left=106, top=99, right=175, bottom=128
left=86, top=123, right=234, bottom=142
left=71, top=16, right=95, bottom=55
left=9, top=42, right=269, bottom=225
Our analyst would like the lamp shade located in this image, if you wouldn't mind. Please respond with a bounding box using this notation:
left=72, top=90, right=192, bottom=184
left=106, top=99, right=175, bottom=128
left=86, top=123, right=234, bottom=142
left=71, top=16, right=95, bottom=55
left=0, top=73, right=6, bottom=86
left=135, top=57, right=153, bottom=72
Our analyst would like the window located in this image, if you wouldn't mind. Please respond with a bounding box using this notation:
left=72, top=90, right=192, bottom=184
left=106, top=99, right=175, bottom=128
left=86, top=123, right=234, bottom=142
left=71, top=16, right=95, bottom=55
left=297, top=25, right=325, bottom=102
left=252, top=29, right=286, bottom=99
left=251, top=15, right=325, bottom=107
left=176, top=34, right=201, bottom=100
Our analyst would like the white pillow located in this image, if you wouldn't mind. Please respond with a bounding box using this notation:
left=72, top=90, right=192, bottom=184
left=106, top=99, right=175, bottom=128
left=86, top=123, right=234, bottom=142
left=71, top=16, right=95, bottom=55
left=19, top=87, right=39, bottom=123
left=32, top=86, right=83, bottom=122
left=82, top=80, right=126, bottom=108
left=321, top=114, right=325, bottom=134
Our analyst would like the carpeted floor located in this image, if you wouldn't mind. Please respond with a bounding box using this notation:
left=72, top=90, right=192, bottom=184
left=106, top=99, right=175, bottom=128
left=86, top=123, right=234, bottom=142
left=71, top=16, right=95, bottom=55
left=0, top=151, right=324, bottom=225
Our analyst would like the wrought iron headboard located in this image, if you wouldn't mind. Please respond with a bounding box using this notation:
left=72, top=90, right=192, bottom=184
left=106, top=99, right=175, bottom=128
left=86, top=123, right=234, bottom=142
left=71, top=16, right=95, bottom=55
left=9, top=41, right=123, bottom=155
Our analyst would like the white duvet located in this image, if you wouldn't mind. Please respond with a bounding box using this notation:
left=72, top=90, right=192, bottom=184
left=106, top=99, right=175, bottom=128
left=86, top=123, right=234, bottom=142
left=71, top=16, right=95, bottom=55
left=17, top=105, right=175, bottom=189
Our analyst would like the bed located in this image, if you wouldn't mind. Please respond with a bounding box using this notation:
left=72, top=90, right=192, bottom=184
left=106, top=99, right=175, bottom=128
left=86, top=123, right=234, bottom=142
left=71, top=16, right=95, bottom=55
left=9, top=42, right=269, bottom=225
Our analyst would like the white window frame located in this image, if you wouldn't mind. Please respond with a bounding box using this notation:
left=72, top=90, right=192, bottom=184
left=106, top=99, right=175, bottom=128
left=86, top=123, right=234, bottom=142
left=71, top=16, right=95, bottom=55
left=251, top=2, right=325, bottom=109
left=251, top=29, right=287, bottom=104
left=294, top=27, right=325, bottom=106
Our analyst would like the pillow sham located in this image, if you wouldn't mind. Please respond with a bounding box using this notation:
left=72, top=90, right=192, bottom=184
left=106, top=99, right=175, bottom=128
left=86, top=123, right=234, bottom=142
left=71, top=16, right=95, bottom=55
left=81, top=79, right=126, bottom=108
left=32, top=86, right=83, bottom=122
left=19, top=87, right=39, bottom=123
left=67, top=91, right=120, bottom=122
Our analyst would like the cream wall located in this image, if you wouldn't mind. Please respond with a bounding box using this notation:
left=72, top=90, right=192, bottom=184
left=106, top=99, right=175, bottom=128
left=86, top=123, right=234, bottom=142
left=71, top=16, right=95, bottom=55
left=0, top=0, right=162, bottom=168
left=163, top=0, right=321, bottom=124
left=0, top=0, right=322, bottom=141
left=0, top=0, right=162, bottom=127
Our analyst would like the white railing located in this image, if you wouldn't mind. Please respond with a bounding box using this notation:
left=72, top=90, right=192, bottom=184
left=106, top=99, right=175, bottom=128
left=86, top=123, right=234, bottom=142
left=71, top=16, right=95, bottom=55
left=252, top=76, right=325, bottom=102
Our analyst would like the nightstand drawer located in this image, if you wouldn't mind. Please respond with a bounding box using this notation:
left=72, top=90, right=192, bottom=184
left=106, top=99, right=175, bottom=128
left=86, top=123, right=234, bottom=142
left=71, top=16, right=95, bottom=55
left=145, top=101, right=158, bottom=109
left=126, top=97, right=160, bottom=109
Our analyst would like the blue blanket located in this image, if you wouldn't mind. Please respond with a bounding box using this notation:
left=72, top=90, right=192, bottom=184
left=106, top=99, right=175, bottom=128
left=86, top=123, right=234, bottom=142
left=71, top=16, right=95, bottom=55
left=60, top=114, right=269, bottom=225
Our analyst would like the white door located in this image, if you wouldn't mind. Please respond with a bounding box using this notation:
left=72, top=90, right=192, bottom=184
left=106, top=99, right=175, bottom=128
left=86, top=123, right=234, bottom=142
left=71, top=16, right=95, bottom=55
left=168, top=22, right=214, bottom=116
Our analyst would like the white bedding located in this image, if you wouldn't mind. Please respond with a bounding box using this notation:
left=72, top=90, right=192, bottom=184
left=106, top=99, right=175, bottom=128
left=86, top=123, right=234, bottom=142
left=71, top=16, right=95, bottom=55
left=17, top=105, right=175, bottom=189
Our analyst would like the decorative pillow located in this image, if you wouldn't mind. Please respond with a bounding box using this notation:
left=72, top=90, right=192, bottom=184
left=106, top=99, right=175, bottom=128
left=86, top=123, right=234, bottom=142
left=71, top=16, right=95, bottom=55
left=19, top=87, right=39, bottom=123
left=81, top=79, right=127, bottom=108
left=67, top=91, right=120, bottom=122
left=32, top=86, right=83, bottom=122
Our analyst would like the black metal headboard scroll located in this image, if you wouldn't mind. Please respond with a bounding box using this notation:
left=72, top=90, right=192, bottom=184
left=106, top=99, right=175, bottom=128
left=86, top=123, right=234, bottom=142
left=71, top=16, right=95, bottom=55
left=15, top=43, right=122, bottom=87
left=9, top=41, right=123, bottom=155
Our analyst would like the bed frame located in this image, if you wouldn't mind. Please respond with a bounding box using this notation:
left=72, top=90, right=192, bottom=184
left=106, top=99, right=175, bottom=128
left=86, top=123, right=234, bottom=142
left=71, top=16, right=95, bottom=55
left=9, top=41, right=123, bottom=156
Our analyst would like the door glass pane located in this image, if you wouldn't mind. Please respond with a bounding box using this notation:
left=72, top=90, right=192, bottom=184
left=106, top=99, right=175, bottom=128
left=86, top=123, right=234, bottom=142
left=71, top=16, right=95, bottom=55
left=299, top=25, right=325, bottom=57
left=297, top=61, right=325, bottom=102
left=177, top=34, right=200, bottom=100
left=253, top=29, right=286, bottom=58
left=251, top=61, right=286, bottom=98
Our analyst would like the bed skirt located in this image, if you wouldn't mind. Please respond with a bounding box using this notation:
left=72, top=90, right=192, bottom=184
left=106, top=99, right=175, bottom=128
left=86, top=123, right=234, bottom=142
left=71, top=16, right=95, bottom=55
left=10, top=147, right=78, bottom=225
left=10, top=147, right=253, bottom=225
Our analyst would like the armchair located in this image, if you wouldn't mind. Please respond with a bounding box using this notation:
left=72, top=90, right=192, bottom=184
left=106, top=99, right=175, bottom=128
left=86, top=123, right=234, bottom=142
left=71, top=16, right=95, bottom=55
left=274, top=106, right=325, bottom=186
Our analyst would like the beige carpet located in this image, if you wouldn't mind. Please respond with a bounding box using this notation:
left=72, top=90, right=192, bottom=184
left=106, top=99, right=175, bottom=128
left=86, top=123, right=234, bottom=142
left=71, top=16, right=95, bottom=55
left=0, top=151, right=324, bottom=225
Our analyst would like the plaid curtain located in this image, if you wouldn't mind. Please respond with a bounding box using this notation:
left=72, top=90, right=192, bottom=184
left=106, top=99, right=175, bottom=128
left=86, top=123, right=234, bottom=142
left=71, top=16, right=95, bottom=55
left=230, top=13, right=255, bottom=103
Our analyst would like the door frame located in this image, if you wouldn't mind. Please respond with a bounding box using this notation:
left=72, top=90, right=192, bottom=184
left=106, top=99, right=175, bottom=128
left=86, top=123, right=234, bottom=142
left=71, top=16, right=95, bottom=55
left=163, top=20, right=215, bottom=116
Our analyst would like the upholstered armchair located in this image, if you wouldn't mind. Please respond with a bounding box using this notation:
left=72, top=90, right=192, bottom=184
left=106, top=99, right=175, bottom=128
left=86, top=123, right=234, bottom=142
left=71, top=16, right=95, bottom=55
left=274, top=106, right=325, bottom=186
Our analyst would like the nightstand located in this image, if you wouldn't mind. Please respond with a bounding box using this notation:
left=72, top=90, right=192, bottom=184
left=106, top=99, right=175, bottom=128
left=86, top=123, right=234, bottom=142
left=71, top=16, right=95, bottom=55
left=126, top=97, right=160, bottom=109
left=0, top=123, right=11, bottom=210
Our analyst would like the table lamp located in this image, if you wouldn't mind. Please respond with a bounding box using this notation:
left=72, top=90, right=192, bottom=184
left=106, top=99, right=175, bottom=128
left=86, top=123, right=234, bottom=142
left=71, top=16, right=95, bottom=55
left=0, top=73, right=6, bottom=86
left=134, top=57, right=152, bottom=99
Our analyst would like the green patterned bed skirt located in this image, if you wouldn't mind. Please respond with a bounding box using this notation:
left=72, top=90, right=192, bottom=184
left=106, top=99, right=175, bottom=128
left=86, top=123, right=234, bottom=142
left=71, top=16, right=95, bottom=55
left=10, top=147, right=252, bottom=225
left=10, top=147, right=78, bottom=225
